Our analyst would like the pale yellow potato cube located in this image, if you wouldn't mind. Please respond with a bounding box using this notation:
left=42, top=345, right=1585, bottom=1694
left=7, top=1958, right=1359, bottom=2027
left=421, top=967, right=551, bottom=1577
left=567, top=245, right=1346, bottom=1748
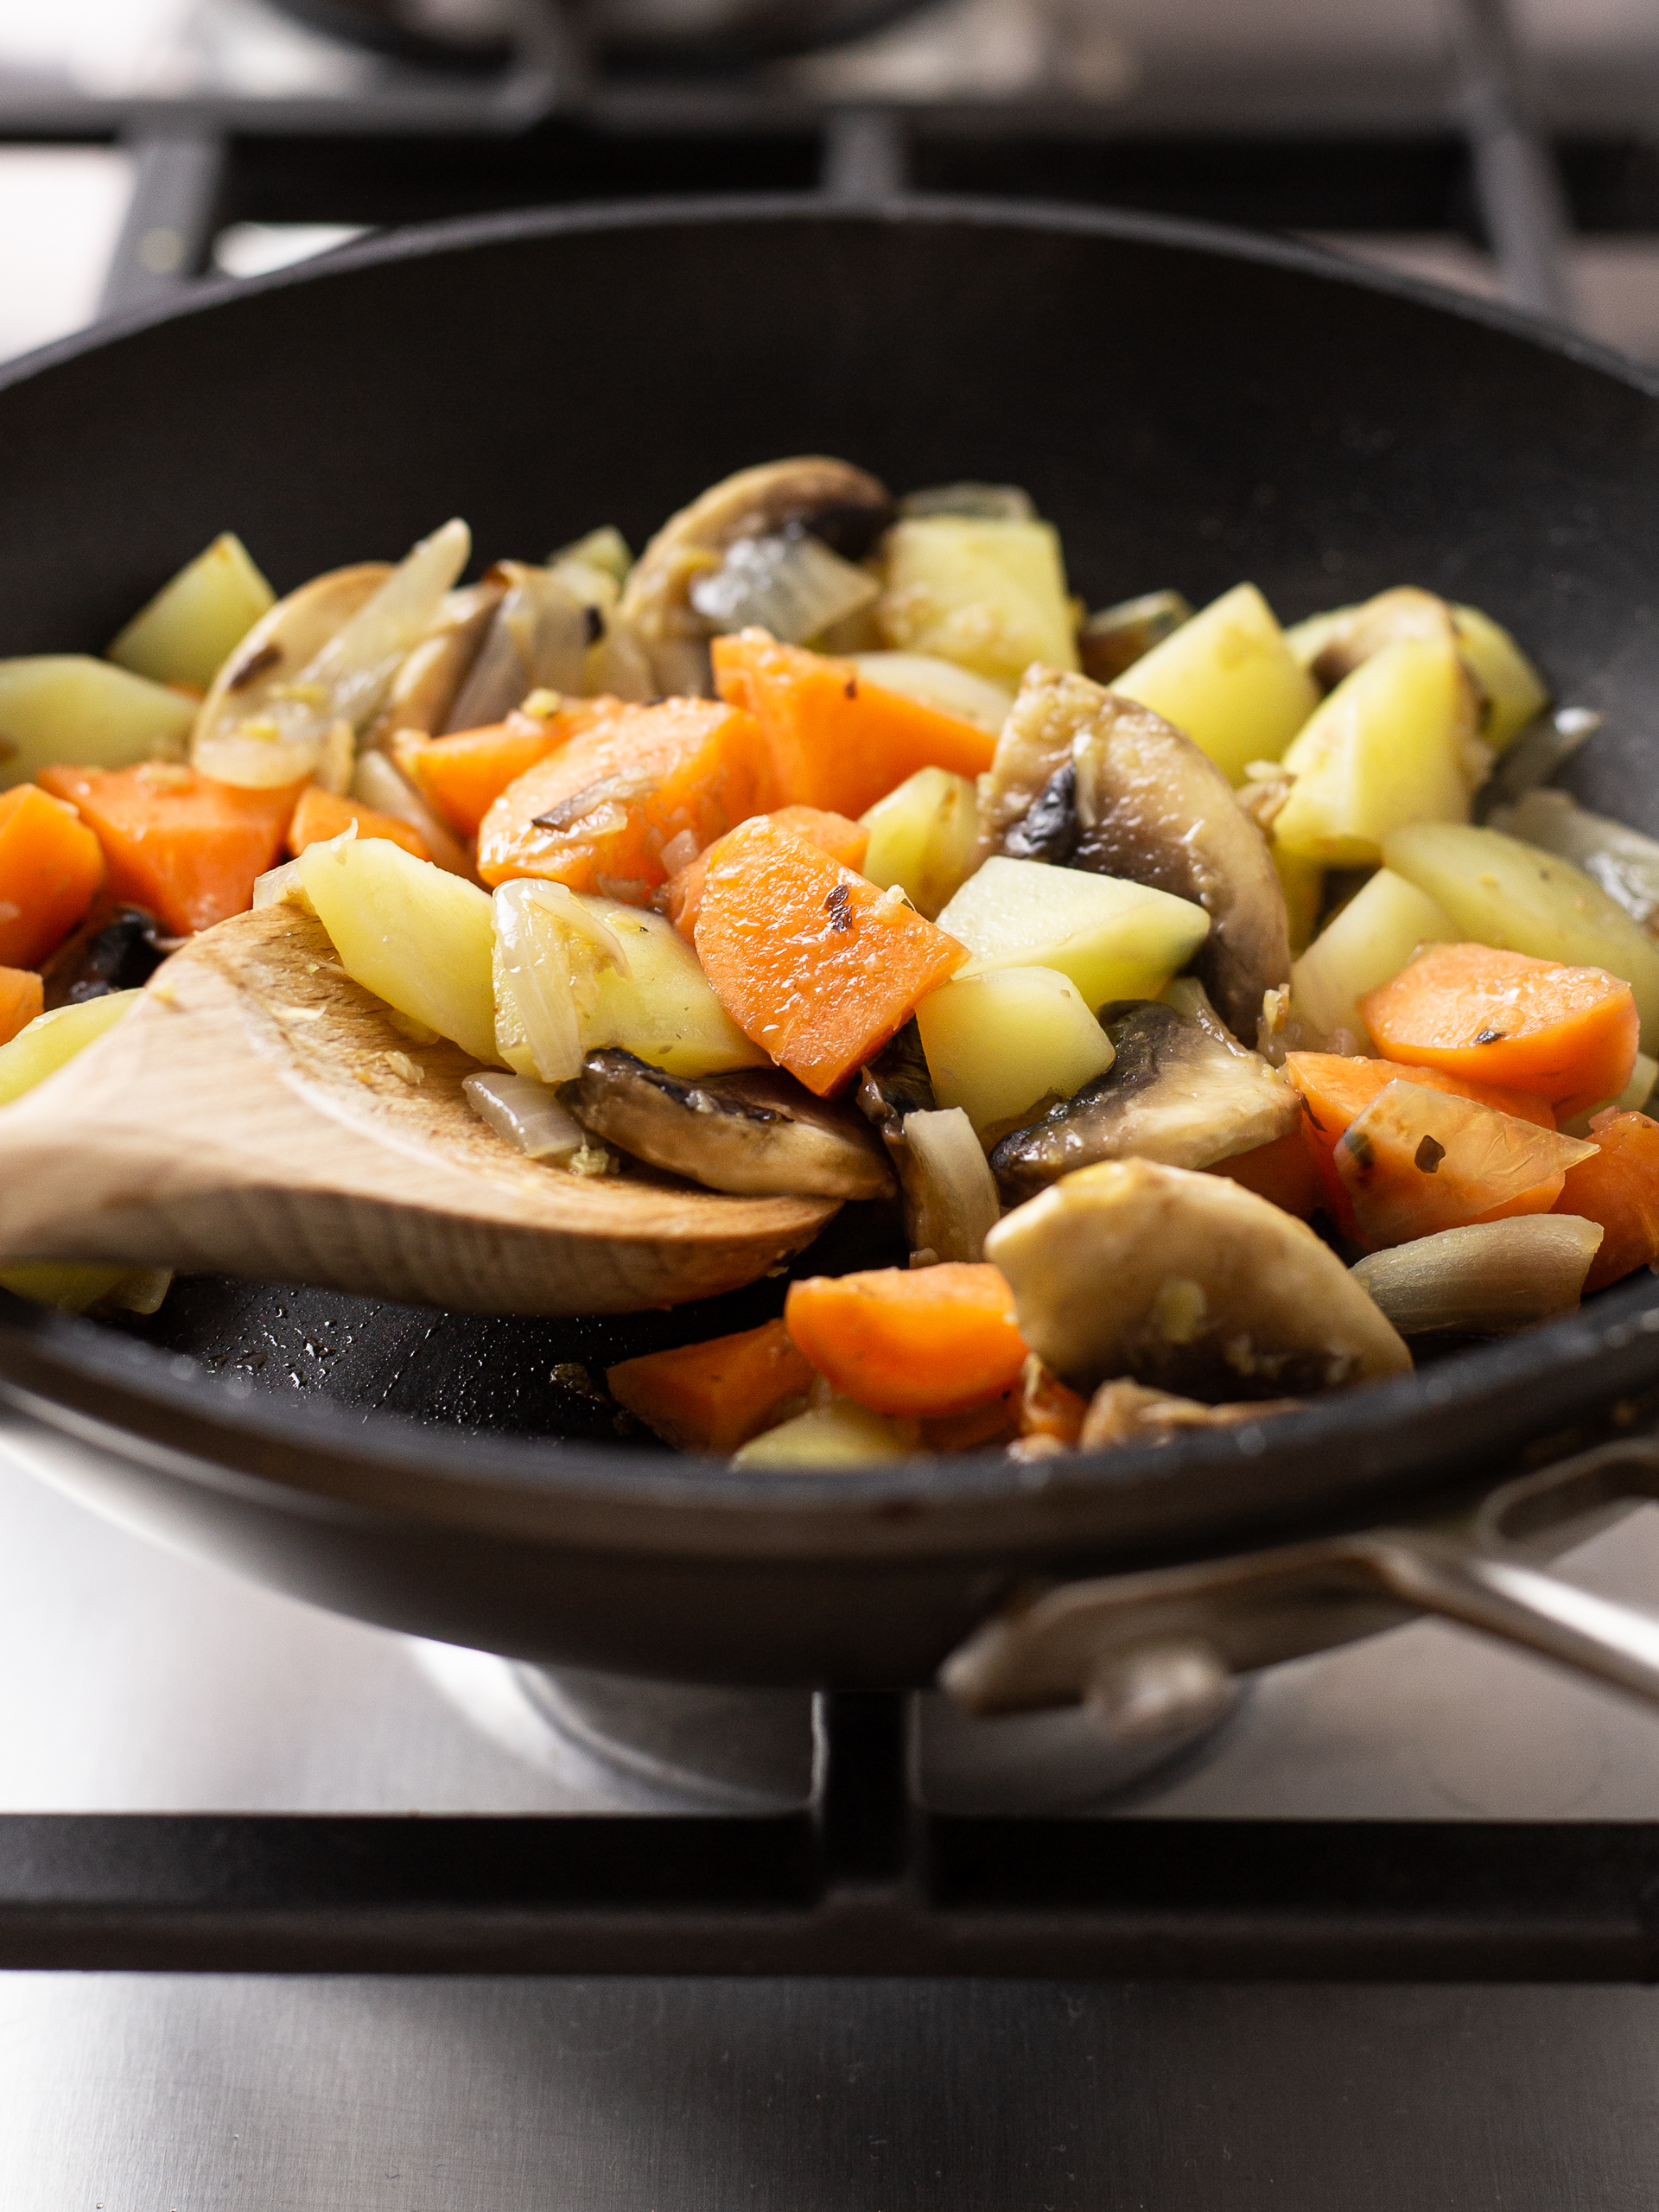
left=877, top=517, right=1078, bottom=686
left=297, top=831, right=499, bottom=1065
left=1109, top=582, right=1316, bottom=784
left=0, top=657, right=195, bottom=791
left=1273, top=636, right=1473, bottom=867
left=584, top=899, right=766, bottom=1077
left=860, top=766, right=981, bottom=918
left=1382, top=820, right=1659, bottom=1054
left=1273, top=844, right=1324, bottom=959
left=915, top=965, right=1116, bottom=1137
left=732, top=1397, right=917, bottom=1466
left=1291, top=868, right=1454, bottom=1047
left=108, top=533, right=276, bottom=694
left=935, top=854, right=1209, bottom=1010
left=1451, top=603, right=1549, bottom=749
left=0, top=989, right=140, bottom=1106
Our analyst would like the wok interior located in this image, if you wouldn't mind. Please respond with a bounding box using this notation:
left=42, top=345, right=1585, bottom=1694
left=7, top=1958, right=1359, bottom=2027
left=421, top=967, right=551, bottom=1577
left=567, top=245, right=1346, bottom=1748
left=10, top=203, right=1659, bottom=1456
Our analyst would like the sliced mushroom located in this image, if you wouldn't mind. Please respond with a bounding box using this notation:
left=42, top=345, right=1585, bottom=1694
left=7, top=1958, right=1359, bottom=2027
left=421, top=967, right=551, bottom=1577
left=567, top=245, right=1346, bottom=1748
left=988, top=996, right=1300, bottom=1204
left=442, top=561, right=593, bottom=731
left=985, top=1157, right=1412, bottom=1397
left=1078, top=1379, right=1304, bottom=1452
left=362, top=581, right=503, bottom=748
left=618, top=458, right=893, bottom=696
left=573, top=1049, right=893, bottom=1198
left=194, top=562, right=391, bottom=756
left=977, top=667, right=1291, bottom=1039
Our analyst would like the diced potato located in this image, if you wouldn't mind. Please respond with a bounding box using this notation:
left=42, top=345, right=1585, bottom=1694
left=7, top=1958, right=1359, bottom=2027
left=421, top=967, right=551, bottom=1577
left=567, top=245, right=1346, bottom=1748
left=860, top=766, right=981, bottom=919
left=915, top=965, right=1116, bottom=1137
left=849, top=652, right=1014, bottom=734
left=0, top=658, right=195, bottom=791
left=876, top=517, right=1078, bottom=687
left=935, top=854, right=1210, bottom=1010
left=586, top=899, right=767, bottom=1077
left=1291, top=868, right=1454, bottom=1047
left=731, top=1396, right=917, bottom=1466
left=0, top=988, right=140, bottom=1106
left=1382, top=820, right=1659, bottom=1055
left=1273, top=637, right=1474, bottom=867
left=296, top=831, right=499, bottom=1064
left=1273, top=845, right=1324, bottom=959
left=1109, top=582, right=1317, bottom=785
left=107, top=534, right=276, bottom=694
left=493, top=883, right=764, bottom=1084
left=1451, top=604, right=1548, bottom=749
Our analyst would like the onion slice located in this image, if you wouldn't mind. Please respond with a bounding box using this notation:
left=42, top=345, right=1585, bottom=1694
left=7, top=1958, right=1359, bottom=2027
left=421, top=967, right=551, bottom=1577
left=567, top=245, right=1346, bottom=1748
left=462, top=1071, right=588, bottom=1161
left=688, top=531, right=877, bottom=645
left=1336, top=1079, right=1597, bottom=1249
left=1491, top=787, right=1659, bottom=933
left=1352, top=1215, right=1604, bottom=1335
left=901, top=1107, right=1001, bottom=1263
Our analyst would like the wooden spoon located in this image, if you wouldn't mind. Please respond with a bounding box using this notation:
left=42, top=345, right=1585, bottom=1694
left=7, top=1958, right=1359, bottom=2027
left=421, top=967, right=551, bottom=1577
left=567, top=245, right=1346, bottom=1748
left=0, top=903, right=836, bottom=1315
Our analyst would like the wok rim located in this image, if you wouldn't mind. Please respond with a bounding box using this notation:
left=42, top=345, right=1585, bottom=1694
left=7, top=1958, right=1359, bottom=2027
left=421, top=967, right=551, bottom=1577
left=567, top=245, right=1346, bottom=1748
left=3, top=189, right=1658, bottom=1563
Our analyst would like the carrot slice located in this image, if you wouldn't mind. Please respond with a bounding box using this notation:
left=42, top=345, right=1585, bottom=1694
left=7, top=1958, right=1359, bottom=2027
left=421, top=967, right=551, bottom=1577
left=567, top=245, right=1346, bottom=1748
left=0, top=782, right=106, bottom=969
left=476, top=696, right=771, bottom=902
left=404, top=706, right=594, bottom=837
left=1334, top=1079, right=1595, bottom=1249
left=785, top=1262, right=1027, bottom=1418
left=35, top=763, right=304, bottom=937
left=1286, top=1050, right=1561, bottom=1236
left=694, top=817, right=969, bottom=1095
left=712, top=629, right=995, bottom=818
left=1360, top=942, right=1638, bottom=1121
left=663, top=804, right=868, bottom=942
left=607, top=1318, right=814, bottom=1454
left=0, top=965, right=43, bottom=1046
left=1207, top=1129, right=1324, bottom=1218
left=1554, top=1109, right=1659, bottom=1290
left=287, top=785, right=429, bottom=861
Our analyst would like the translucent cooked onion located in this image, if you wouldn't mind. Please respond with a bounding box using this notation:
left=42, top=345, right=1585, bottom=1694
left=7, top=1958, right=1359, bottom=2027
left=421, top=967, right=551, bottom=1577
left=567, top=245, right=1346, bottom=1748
left=442, top=564, right=589, bottom=732
left=1491, top=787, right=1659, bottom=931
left=251, top=857, right=314, bottom=911
left=687, top=531, right=877, bottom=645
left=195, top=518, right=470, bottom=787
left=350, top=749, right=474, bottom=880
left=491, top=878, right=630, bottom=1084
left=1336, top=1079, right=1597, bottom=1249
left=1351, top=1215, right=1604, bottom=1335
left=462, top=1071, right=588, bottom=1161
left=901, top=1107, right=1001, bottom=1263
left=1480, top=703, right=1600, bottom=811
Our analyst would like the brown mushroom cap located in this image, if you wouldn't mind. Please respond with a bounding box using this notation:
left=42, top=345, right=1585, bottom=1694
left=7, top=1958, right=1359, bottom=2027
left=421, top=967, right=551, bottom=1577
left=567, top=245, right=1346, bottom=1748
left=977, top=667, right=1292, bottom=1040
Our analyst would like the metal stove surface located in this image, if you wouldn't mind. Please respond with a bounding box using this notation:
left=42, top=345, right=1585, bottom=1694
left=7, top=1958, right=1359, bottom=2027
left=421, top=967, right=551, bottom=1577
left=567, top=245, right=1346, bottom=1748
left=9, top=1434, right=1659, bottom=2205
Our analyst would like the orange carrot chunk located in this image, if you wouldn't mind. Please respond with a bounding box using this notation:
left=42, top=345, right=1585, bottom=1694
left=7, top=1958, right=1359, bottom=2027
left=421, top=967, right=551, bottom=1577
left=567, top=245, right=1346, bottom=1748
left=404, top=707, right=589, bottom=837
left=0, top=782, right=106, bottom=969
left=1554, top=1109, right=1659, bottom=1290
left=713, top=629, right=995, bottom=818
left=0, top=965, right=43, bottom=1045
left=1333, top=1079, right=1594, bottom=1250
left=785, top=1262, right=1027, bottom=1418
left=1286, top=1051, right=1560, bottom=1236
left=607, top=1318, right=814, bottom=1454
left=1206, top=1129, right=1324, bottom=1218
left=695, top=817, right=969, bottom=1096
left=287, top=785, right=429, bottom=861
left=663, top=804, right=868, bottom=942
left=1360, top=942, right=1638, bottom=1122
left=35, top=763, right=304, bottom=937
left=477, top=696, right=771, bottom=902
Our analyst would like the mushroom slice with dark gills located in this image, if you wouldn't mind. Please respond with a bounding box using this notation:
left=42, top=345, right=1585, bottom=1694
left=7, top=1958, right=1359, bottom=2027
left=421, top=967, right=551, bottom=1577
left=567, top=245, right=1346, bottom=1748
left=986, top=1158, right=1411, bottom=1399
left=618, top=458, right=893, bottom=696
left=989, top=995, right=1300, bottom=1204
left=974, top=667, right=1291, bottom=1040
left=574, top=1050, right=894, bottom=1198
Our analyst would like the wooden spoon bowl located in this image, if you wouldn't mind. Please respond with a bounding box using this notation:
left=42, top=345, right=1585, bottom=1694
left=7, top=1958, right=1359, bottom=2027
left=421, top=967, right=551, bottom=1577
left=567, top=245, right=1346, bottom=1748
left=0, top=903, right=836, bottom=1314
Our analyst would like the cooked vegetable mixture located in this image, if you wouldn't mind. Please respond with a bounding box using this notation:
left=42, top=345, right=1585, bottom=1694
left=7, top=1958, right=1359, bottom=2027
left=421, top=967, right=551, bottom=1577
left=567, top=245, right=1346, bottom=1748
left=3, top=457, right=1657, bottom=1462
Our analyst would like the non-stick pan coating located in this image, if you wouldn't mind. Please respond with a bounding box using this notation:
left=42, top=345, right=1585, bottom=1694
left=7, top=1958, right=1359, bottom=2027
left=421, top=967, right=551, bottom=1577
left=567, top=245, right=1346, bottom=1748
left=3, top=198, right=1658, bottom=1686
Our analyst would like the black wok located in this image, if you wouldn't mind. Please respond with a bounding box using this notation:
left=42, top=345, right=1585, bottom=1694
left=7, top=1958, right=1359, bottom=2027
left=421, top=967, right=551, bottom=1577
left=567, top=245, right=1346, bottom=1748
left=2, top=197, right=1658, bottom=1688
